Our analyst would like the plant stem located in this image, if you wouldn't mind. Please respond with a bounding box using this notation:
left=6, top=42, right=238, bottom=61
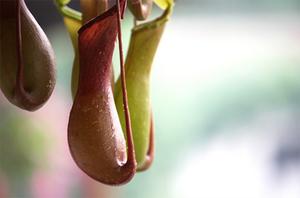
left=116, top=0, right=135, bottom=163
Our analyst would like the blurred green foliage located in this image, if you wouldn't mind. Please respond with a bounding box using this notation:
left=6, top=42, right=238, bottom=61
left=0, top=107, right=47, bottom=197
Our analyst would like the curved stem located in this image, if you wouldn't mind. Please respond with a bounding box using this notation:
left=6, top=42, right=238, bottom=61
left=60, top=6, right=82, bottom=21
left=54, top=0, right=82, bottom=21
left=116, top=0, right=136, bottom=167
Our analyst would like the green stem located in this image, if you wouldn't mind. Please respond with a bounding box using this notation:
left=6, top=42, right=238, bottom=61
left=54, top=0, right=82, bottom=21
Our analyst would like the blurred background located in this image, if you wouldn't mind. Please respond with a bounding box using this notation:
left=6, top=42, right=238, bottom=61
left=1, top=0, right=300, bottom=197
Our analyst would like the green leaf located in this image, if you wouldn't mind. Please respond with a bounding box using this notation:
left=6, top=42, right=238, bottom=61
left=63, top=16, right=82, bottom=97
left=54, top=0, right=82, bottom=96
left=63, top=16, right=82, bottom=47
